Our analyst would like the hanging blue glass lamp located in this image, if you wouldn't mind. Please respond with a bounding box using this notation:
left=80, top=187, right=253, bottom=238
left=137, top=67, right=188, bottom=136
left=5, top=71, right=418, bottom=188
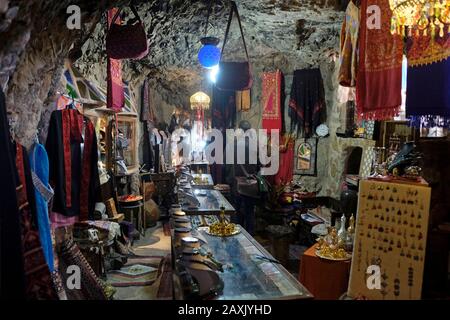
left=197, top=0, right=220, bottom=69
left=198, top=36, right=221, bottom=69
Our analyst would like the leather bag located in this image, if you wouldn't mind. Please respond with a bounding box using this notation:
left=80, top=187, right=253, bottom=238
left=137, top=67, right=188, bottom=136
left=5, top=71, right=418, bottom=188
left=106, top=5, right=148, bottom=60
left=215, top=1, right=253, bottom=91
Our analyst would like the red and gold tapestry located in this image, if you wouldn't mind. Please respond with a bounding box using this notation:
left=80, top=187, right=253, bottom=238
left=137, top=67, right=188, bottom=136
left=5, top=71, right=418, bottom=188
left=107, top=8, right=124, bottom=112
left=356, top=0, right=403, bottom=120
left=262, top=70, right=283, bottom=134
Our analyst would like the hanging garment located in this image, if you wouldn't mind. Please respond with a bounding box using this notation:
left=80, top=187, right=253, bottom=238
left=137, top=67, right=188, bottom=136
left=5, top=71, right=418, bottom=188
left=15, top=143, right=58, bottom=300
left=0, top=88, right=26, bottom=299
left=288, top=68, right=326, bottom=137
left=338, top=0, right=360, bottom=87
left=106, top=8, right=124, bottom=112
left=262, top=70, right=283, bottom=134
left=356, top=0, right=403, bottom=120
left=141, top=80, right=156, bottom=171
left=46, top=109, right=100, bottom=220
left=236, top=89, right=251, bottom=112
left=29, top=142, right=55, bottom=272
left=274, top=135, right=294, bottom=186
left=406, top=33, right=450, bottom=128
left=140, top=79, right=156, bottom=122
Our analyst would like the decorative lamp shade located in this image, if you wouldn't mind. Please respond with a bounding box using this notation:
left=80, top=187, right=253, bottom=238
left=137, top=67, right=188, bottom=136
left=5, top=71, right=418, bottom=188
left=198, top=37, right=221, bottom=69
left=389, top=0, right=450, bottom=37
left=190, top=91, right=210, bottom=110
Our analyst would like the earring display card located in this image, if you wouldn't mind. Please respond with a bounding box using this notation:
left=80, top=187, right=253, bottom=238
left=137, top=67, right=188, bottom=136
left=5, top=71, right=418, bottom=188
left=347, top=179, right=431, bottom=300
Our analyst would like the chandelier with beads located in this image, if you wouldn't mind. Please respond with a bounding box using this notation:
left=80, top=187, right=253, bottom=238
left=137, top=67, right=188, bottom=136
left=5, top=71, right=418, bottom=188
left=390, top=0, right=450, bottom=37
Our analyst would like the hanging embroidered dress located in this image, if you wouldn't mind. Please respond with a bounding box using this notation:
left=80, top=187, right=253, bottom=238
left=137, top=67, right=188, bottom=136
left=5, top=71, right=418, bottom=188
left=406, top=31, right=450, bottom=128
left=262, top=70, right=283, bottom=134
left=356, top=0, right=403, bottom=120
left=288, top=68, right=326, bottom=137
left=46, top=109, right=100, bottom=221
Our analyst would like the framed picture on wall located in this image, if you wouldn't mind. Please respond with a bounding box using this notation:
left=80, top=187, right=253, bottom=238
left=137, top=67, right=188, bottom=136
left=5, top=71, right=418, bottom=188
left=294, top=138, right=317, bottom=176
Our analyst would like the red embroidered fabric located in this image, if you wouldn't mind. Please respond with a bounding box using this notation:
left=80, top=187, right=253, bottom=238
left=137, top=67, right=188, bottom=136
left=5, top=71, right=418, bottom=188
left=262, top=70, right=283, bottom=134
left=356, top=0, right=403, bottom=120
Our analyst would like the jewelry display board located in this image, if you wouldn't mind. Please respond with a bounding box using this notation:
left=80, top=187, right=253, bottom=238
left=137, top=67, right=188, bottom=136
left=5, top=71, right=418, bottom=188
left=348, top=179, right=431, bottom=300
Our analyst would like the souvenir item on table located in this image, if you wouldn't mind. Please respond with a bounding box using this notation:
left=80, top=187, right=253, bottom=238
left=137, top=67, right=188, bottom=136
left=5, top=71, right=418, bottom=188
left=46, top=109, right=101, bottom=221
left=339, top=0, right=360, bottom=87
left=337, top=214, right=347, bottom=240
left=0, top=88, right=26, bottom=299
left=315, top=227, right=352, bottom=261
left=289, top=68, right=326, bottom=137
left=345, top=214, right=356, bottom=252
left=262, top=70, right=283, bottom=134
left=236, top=89, right=251, bottom=111
left=356, top=0, right=403, bottom=120
left=348, top=179, right=431, bottom=300
left=106, top=8, right=124, bottom=112
left=215, top=1, right=253, bottom=91
left=387, top=142, right=422, bottom=177
left=105, top=5, right=148, bottom=60
left=15, top=143, right=58, bottom=299
left=406, top=31, right=450, bottom=129
left=208, top=207, right=239, bottom=237
left=29, top=142, right=55, bottom=272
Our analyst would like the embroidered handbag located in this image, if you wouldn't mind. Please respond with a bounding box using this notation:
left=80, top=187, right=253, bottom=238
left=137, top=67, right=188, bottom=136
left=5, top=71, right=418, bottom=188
left=215, top=1, right=253, bottom=91
left=106, top=5, right=148, bottom=60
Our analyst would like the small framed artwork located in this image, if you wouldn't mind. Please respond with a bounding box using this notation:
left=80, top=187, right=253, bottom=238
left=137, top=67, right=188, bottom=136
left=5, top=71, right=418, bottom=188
left=294, top=138, right=317, bottom=176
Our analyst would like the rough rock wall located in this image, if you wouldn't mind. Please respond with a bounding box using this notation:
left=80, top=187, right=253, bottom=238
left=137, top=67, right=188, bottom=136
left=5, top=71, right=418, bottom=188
left=1, top=0, right=348, bottom=197
left=0, top=0, right=126, bottom=147
left=75, top=0, right=345, bottom=194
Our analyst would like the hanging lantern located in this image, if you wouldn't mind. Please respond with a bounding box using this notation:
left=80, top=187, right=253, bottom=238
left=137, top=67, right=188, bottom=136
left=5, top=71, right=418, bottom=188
left=190, top=91, right=210, bottom=110
left=389, top=0, right=450, bottom=37
left=198, top=37, right=221, bottom=69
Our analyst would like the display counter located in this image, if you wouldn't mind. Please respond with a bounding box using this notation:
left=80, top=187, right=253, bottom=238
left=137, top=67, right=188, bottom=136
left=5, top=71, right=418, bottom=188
left=189, top=226, right=312, bottom=300
left=182, top=189, right=235, bottom=216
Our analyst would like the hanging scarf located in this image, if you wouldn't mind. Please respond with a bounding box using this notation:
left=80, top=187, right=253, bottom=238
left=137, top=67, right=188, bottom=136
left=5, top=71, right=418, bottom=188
left=106, top=8, right=124, bottom=112
left=29, top=142, right=55, bottom=273
left=140, top=79, right=156, bottom=122
left=15, top=143, right=58, bottom=300
left=406, top=31, right=450, bottom=128
left=288, top=68, right=325, bottom=137
left=356, top=0, right=403, bottom=120
left=262, top=70, right=283, bottom=134
left=338, top=0, right=360, bottom=87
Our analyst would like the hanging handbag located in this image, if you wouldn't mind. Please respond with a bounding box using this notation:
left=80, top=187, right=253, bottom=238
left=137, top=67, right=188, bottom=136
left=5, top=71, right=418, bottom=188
left=106, top=5, right=148, bottom=60
left=215, top=1, right=253, bottom=91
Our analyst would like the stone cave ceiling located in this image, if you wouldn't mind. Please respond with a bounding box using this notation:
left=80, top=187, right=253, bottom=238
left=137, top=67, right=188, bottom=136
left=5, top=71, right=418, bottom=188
left=0, top=0, right=346, bottom=145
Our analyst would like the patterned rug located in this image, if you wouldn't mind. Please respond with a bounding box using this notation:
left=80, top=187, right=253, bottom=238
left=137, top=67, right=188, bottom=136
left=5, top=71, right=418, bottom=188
left=109, top=256, right=165, bottom=287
